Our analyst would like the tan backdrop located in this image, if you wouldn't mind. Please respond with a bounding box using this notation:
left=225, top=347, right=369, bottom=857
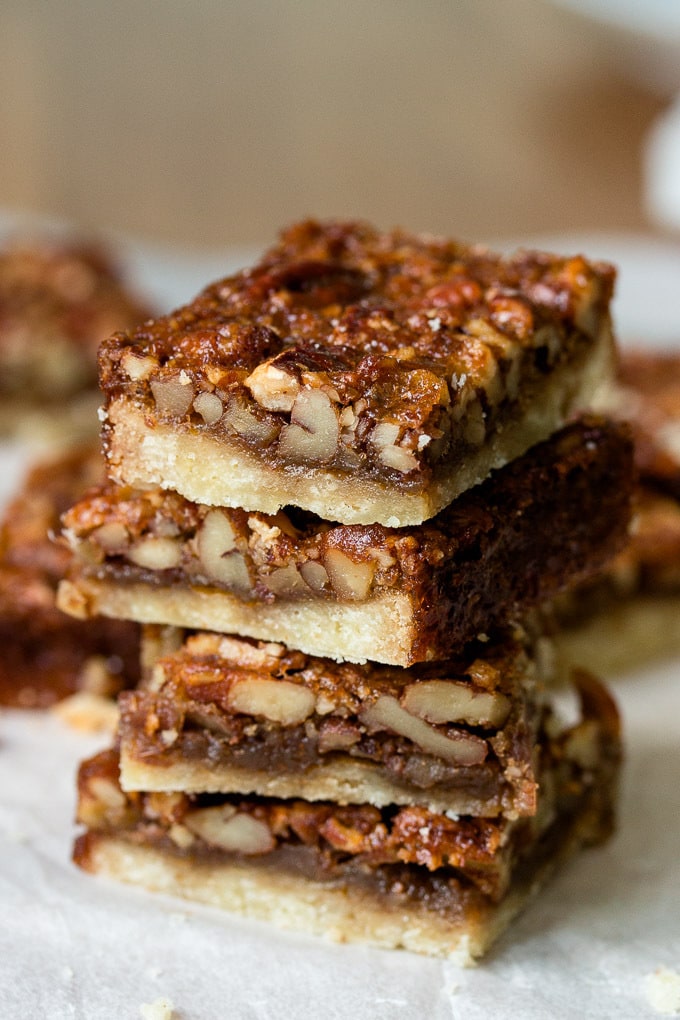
left=0, top=0, right=668, bottom=247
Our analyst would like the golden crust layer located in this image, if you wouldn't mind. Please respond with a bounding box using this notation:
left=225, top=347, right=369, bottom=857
left=73, top=831, right=496, bottom=963
left=100, top=219, right=616, bottom=524
left=58, top=577, right=414, bottom=666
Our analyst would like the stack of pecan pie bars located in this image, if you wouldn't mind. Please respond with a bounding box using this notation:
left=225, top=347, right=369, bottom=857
left=59, top=221, right=632, bottom=963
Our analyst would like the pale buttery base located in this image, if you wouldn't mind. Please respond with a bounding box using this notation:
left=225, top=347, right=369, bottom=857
left=119, top=746, right=506, bottom=817
left=58, top=576, right=415, bottom=666
left=555, top=595, right=680, bottom=679
left=74, top=786, right=606, bottom=965
left=104, top=323, right=614, bottom=526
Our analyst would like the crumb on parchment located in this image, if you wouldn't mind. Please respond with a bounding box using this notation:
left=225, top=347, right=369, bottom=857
left=646, top=967, right=680, bottom=1015
left=139, top=997, right=175, bottom=1020
left=51, top=691, right=119, bottom=733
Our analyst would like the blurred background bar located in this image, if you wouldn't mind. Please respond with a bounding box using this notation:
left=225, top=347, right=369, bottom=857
left=0, top=0, right=676, bottom=247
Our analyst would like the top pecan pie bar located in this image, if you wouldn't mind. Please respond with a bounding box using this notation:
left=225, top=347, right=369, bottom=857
left=100, top=220, right=616, bottom=526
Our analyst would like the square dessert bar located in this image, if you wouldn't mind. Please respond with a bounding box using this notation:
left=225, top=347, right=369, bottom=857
left=587, top=348, right=680, bottom=593
left=74, top=668, right=620, bottom=963
left=120, top=626, right=552, bottom=819
left=59, top=418, right=633, bottom=666
left=0, top=237, right=152, bottom=438
left=0, top=445, right=139, bottom=707
left=100, top=220, right=616, bottom=526
left=555, top=349, right=680, bottom=674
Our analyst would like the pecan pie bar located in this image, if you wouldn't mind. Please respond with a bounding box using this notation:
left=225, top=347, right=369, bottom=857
left=591, top=348, right=680, bottom=592
left=118, top=626, right=555, bottom=818
left=73, top=670, right=620, bottom=963
left=613, top=348, right=680, bottom=499
left=0, top=444, right=139, bottom=707
left=58, top=418, right=633, bottom=666
left=0, top=236, right=152, bottom=439
left=100, top=220, right=616, bottom=526
left=556, top=349, right=680, bottom=673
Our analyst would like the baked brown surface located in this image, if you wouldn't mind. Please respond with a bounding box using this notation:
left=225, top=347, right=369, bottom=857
left=0, top=444, right=139, bottom=707
left=59, top=418, right=633, bottom=665
left=118, top=626, right=554, bottom=818
left=74, top=669, right=620, bottom=963
left=100, top=219, right=616, bottom=525
left=0, top=236, right=152, bottom=437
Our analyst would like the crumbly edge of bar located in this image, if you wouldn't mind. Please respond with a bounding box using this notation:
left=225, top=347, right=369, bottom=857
left=57, top=576, right=415, bottom=665
left=2, top=442, right=103, bottom=572
left=102, top=321, right=614, bottom=525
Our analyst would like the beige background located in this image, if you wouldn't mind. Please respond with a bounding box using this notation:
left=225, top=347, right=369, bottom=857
left=0, top=0, right=670, bottom=249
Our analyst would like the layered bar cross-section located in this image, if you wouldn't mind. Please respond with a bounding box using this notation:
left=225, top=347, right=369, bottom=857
left=74, top=665, right=620, bottom=963
left=59, top=418, right=632, bottom=666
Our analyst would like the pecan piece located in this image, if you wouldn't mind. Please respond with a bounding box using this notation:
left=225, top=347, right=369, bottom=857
left=401, top=680, right=511, bottom=728
left=360, top=695, right=487, bottom=765
left=184, top=805, right=275, bottom=854
left=227, top=677, right=316, bottom=725
left=278, top=389, right=339, bottom=463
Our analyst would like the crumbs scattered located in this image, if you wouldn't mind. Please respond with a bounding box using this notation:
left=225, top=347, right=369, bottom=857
left=646, top=968, right=680, bottom=1015
left=139, top=997, right=175, bottom=1020
left=51, top=691, right=119, bottom=734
